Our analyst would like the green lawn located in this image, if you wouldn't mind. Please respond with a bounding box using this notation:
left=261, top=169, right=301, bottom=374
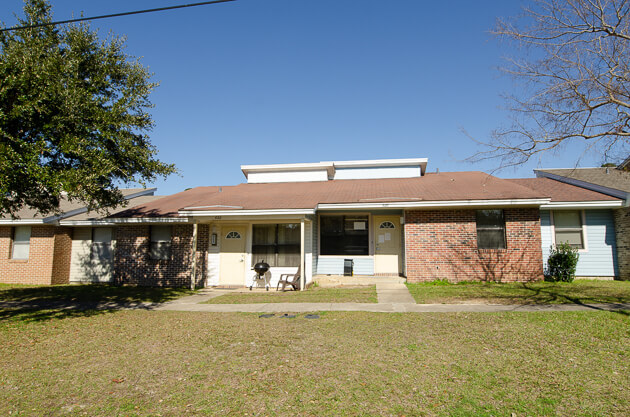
left=406, top=280, right=630, bottom=305
left=0, top=309, right=628, bottom=416
left=0, top=283, right=193, bottom=304
left=205, top=285, right=378, bottom=304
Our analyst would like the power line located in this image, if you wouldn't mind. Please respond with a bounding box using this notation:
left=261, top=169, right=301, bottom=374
left=0, top=0, right=237, bottom=33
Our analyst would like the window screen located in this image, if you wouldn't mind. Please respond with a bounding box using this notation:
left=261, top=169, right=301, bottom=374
left=476, top=210, right=506, bottom=249
left=91, top=228, right=113, bottom=260
left=320, top=215, right=369, bottom=255
left=553, top=211, right=584, bottom=249
left=150, top=225, right=172, bottom=260
left=12, top=226, right=31, bottom=259
left=252, top=224, right=300, bottom=267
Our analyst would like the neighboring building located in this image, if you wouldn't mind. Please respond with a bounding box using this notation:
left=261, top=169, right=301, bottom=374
left=535, top=166, right=630, bottom=280
left=510, top=178, right=622, bottom=280
left=0, top=189, right=160, bottom=285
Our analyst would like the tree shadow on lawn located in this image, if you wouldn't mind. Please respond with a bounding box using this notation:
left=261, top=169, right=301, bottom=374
left=0, top=284, right=191, bottom=304
left=0, top=305, right=126, bottom=324
left=0, top=284, right=190, bottom=324
left=517, top=283, right=630, bottom=316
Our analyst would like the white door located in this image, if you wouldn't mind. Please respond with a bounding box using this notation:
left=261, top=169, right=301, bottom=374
left=373, top=216, right=401, bottom=275
left=219, top=226, right=247, bottom=286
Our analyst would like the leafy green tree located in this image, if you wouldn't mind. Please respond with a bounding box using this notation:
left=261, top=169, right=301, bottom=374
left=0, top=0, right=176, bottom=216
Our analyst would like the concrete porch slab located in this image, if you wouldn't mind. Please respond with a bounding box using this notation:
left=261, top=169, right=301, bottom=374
left=314, top=275, right=405, bottom=287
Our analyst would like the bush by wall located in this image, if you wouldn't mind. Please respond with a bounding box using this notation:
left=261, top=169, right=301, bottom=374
left=546, top=242, right=579, bottom=282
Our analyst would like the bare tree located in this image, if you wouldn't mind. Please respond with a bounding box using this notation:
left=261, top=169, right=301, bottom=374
left=472, top=0, right=630, bottom=169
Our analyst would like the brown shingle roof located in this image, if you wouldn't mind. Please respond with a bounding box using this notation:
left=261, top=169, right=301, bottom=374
left=67, top=195, right=164, bottom=221
left=536, top=168, right=630, bottom=193
left=115, top=172, right=548, bottom=218
left=1, top=189, right=156, bottom=221
left=508, top=178, right=620, bottom=202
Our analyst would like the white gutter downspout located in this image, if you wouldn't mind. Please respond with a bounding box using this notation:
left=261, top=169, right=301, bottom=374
left=300, top=218, right=305, bottom=291
left=190, top=222, right=199, bottom=290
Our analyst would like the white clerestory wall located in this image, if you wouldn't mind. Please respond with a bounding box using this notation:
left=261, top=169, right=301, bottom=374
left=241, top=158, right=428, bottom=183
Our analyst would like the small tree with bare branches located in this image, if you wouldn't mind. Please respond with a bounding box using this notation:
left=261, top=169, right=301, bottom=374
left=472, top=0, right=630, bottom=169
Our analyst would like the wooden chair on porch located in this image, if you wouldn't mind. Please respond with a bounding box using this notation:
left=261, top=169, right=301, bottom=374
left=277, top=265, right=301, bottom=291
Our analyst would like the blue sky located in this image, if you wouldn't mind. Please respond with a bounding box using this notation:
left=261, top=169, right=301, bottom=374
left=1, top=0, right=612, bottom=195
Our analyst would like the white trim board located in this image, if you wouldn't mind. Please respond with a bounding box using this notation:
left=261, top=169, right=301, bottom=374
left=178, top=209, right=316, bottom=217
left=541, top=201, right=622, bottom=209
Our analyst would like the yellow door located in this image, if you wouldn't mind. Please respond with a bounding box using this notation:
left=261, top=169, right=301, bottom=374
left=219, top=226, right=247, bottom=286
left=373, top=215, right=401, bottom=275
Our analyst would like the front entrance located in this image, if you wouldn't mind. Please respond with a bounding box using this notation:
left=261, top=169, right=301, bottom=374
left=373, top=215, right=401, bottom=275
left=219, top=226, right=247, bottom=286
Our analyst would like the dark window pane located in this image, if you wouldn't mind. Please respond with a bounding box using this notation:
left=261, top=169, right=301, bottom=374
left=320, top=215, right=369, bottom=255
left=150, top=242, right=171, bottom=260
left=252, top=224, right=301, bottom=267
left=476, top=210, right=506, bottom=249
left=476, top=210, right=504, bottom=227
left=477, top=230, right=506, bottom=249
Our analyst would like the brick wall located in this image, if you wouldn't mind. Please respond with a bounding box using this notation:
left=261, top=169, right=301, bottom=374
left=51, top=227, right=72, bottom=285
left=114, top=224, right=208, bottom=287
left=0, top=226, right=57, bottom=285
left=614, top=207, right=630, bottom=280
left=194, top=224, right=209, bottom=287
left=404, top=208, right=543, bottom=283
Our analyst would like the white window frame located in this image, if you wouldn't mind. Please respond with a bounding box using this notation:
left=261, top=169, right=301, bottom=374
left=550, top=210, right=588, bottom=253
left=11, top=226, right=31, bottom=260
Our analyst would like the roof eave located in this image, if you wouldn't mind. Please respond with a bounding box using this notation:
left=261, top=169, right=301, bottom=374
left=317, top=198, right=551, bottom=210
left=535, top=170, right=629, bottom=200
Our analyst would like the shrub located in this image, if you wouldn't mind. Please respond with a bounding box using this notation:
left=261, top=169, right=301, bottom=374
left=546, top=242, right=579, bottom=282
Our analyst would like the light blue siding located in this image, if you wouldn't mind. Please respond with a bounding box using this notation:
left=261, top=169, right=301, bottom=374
left=311, top=216, right=318, bottom=275
left=316, top=257, right=374, bottom=275
left=541, top=209, right=618, bottom=277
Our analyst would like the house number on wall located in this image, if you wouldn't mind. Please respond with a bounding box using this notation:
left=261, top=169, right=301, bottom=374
left=214, top=216, right=222, bottom=220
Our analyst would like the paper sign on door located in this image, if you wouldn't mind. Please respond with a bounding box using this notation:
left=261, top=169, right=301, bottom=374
left=378, top=235, right=385, bottom=243
left=385, top=233, right=391, bottom=241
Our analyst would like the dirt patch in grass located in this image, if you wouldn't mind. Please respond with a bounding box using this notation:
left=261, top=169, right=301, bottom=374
left=406, top=280, right=630, bottom=305
left=205, top=285, right=378, bottom=304
left=0, top=310, right=627, bottom=416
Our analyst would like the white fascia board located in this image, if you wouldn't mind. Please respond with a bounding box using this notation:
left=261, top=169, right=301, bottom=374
left=178, top=209, right=316, bottom=217
left=317, top=198, right=550, bottom=210
left=0, top=219, right=46, bottom=225
left=124, top=188, right=157, bottom=199
left=108, top=217, right=190, bottom=224
left=59, top=220, right=117, bottom=226
left=535, top=171, right=628, bottom=200
left=540, top=200, right=623, bottom=209
left=241, top=162, right=334, bottom=178
left=329, top=158, right=429, bottom=175
left=60, top=217, right=189, bottom=226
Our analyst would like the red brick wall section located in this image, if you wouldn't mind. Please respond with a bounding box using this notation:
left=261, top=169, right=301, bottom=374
left=194, top=224, right=209, bottom=287
left=0, top=225, right=57, bottom=285
left=404, top=208, right=543, bottom=283
left=51, top=227, right=72, bottom=285
left=114, top=224, right=200, bottom=287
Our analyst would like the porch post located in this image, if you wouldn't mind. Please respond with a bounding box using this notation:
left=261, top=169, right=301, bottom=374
left=190, top=222, right=199, bottom=290
left=300, top=218, right=305, bottom=291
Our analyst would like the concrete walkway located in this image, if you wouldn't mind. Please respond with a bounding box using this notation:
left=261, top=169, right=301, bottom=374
left=376, top=282, right=416, bottom=304
left=154, top=285, right=630, bottom=313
